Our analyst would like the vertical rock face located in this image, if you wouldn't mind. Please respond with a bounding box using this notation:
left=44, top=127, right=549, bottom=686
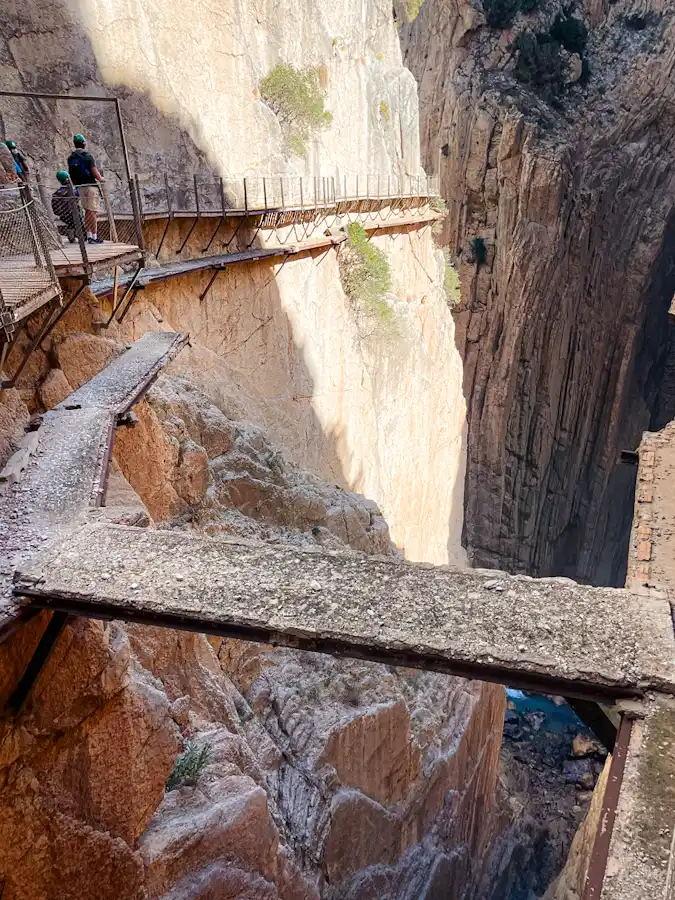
left=402, top=0, right=675, bottom=583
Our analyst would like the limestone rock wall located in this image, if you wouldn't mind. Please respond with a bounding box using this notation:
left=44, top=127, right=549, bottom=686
left=402, top=0, right=675, bottom=584
left=0, top=0, right=421, bottom=195
left=120, top=222, right=467, bottom=566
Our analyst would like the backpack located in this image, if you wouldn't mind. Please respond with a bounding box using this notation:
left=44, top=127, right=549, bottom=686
left=68, top=151, right=93, bottom=183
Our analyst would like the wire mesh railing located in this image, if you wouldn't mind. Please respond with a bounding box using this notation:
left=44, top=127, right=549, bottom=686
left=0, top=183, right=62, bottom=337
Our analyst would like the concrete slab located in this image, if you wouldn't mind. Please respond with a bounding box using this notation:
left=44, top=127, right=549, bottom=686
left=14, top=522, right=675, bottom=701
left=57, top=331, right=188, bottom=413
left=0, top=332, right=187, bottom=639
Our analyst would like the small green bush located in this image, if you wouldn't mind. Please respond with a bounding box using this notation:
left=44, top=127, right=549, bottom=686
left=623, top=14, right=648, bottom=30
left=550, top=12, right=588, bottom=53
left=379, top=100, right=390, bottom=121
left=514, top=31, right=568, bottom=102
left=431, top=195, right=448, bottom=215
left=339, top=222, right=395, bottom=334
left=286, top=133, right=307, bottom=157
left=260, top=64, right=332, bottom=156
left=483, top=0, right=541, bottom=28
left=470, top=236, right=487, bottom=266
left=405, top=0, right=425, bottom=22
left=166, top=741, right=211, bottom=791
left=443, top=250, right=461, bottom=306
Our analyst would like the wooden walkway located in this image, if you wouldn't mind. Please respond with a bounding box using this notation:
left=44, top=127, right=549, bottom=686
left=0, top=242, right=143, bottom=332
left=93, top=213, right=438, bottom=299
left=49, top=241, right=143, bottom=277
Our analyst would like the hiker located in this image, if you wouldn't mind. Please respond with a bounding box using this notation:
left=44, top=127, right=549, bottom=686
left=67, top=133, right=104, bottom=244
left=0, top=141, right=18, bottom=186
left=5, top=140, right=30, bottom=181
left=51, top=171, right=81, bottom=243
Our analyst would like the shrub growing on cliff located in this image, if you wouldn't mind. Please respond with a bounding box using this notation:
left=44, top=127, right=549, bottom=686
left=443, top=250, right=461, bottom=307
left=550, top=11, right=588, bottom=54
left=260, top=64, right=332, bottom=156
left=405, top=0, right=426, bottom=21
left=483, top=0, right=520, bottom=29
left=483, top=0, right=541, bottom=29
left=469, top=237, right=487, bottom=266
left=513, top=31, right=568, bottom=102
left=339, top=222, right=396, bottom=335
left=166, top=741, right=211, bottom=791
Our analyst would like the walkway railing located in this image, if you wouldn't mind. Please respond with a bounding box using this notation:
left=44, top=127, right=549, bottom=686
left=120, top=172, right=440, bottom=220
left=0, top=183, right=62, bottom=341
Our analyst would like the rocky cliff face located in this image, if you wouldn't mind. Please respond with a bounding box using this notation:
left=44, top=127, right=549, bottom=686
left=0, top=325, right=505, bottom=900
left=402, top=0, right=675, bottom=584
left=1, top=0, right=421, bottom=195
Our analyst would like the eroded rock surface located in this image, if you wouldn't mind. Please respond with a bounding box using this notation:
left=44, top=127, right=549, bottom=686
left=0, top=328, right=505, bottom=899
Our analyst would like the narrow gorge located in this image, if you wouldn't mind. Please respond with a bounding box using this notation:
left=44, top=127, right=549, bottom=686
left=0, top=0, right=673, bottom=897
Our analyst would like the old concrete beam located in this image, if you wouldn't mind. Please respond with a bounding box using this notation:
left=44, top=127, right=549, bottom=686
left=14, top=522, right=675, bottom=702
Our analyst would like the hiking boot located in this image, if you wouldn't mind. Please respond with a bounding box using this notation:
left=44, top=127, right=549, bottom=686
left=87, top=236, right=104, bottom=244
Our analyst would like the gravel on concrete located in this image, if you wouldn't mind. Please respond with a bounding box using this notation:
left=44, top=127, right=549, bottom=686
left=14, top=522, right=675, bottom=699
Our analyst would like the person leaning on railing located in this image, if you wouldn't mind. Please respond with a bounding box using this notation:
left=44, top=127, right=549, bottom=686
left=67, top=133, right=104, bottom=244
left=0, top=141, right=19, bottom=186
left=5, top=140, right=30, bottom=181
left=51, top=171, right=82, bottom=243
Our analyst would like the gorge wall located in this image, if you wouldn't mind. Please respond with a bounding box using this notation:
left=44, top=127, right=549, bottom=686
left=402, top=0, right=675, bottom=585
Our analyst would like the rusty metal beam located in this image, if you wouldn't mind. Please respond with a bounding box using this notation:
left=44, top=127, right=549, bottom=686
left=582, top=715, right=634, bottom=900
left=5, top=611, right=68, bottom=716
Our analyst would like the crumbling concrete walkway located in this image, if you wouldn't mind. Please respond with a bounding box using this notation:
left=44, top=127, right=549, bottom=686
left=13, top=521, right=675, bottom=703
left=0, top=331, right=187, bottom=637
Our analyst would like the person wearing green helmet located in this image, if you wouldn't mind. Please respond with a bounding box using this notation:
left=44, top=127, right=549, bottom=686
left=0, top=141, right=18, bottom=186
left=67, top=133, right=104, bottom=243
left=51, top=171, right=81, bottom=243
left=5, top=139, right=30, bottom=181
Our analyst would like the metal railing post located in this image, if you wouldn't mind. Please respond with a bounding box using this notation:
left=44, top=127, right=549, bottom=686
left=165, top=173, right=172, bottom=215
left=263, top=176, right=268, bottom=212
left=24, top=181, right=58, bottom=283
left=331, top=176, right=336, bottom=203
left=299, top=177, right=304, bottom=209
left=194, top=174, right=200, bottom=218
left=129, top=176, right=144, bottom=249
left=313, top=177, right=318, bottom=206
left=100, top=182, right=118, bottom=242
left=20, top=182, right=42, bottom=267
left=280, top=176, right=285, bottom=210
left=68, top=182, right=90, bottom=268
left=244, top=177, right=248, bottom=215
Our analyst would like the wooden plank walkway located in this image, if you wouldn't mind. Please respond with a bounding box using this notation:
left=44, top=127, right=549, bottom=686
left=0, top=332, right=187, bottom=639
left=49, top=241, right=143, bottom=277
left=92, top=213, right=438, bottom=299
left=13, top=522, right=675, bottom=702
